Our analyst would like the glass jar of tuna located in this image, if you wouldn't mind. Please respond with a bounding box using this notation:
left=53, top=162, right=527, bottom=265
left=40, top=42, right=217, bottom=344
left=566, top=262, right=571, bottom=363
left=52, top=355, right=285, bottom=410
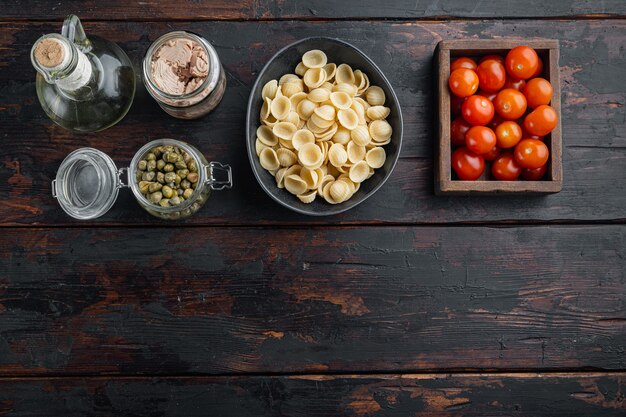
left=52, top=139, right=232, bottom=220
left=143, top=31, right=226, bottom=119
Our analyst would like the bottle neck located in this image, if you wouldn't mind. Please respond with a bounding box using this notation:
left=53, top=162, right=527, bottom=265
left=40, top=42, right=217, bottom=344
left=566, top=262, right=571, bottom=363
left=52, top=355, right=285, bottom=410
left=32, top=34, right=95, bottom=94
left=56, top=48, right=93, bottom=93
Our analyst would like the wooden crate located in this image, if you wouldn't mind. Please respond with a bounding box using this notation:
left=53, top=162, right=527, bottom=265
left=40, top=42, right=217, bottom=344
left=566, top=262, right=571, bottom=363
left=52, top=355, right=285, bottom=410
left=435, top=39, right=563, bottom=195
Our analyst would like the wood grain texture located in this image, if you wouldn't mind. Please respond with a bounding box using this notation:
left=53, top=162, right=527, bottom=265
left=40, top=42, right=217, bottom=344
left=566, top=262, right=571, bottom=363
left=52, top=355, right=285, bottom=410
left=1, top=0, right=625, bottom=20
left=1, top=20, right=624, bottom=225
left=0, top=373, right=624, bottom=416
left=0, top=226, right=624, bottom=375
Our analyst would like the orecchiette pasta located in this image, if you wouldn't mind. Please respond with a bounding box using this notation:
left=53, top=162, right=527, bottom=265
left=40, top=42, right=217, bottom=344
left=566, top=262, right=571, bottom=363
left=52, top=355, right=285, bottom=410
left=255, top=49, right=392, bottom=204
left=262, top=80, right=278, bottom=100
left=270, top=96, right=291, bottom=120
left=302, top=49, right=327, bottom=68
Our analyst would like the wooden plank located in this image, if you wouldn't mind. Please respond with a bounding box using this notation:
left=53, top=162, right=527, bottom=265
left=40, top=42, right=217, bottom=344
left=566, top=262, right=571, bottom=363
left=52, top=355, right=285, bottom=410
left=0, top=20, right=625, bottom=225
left=1, top=0, right=625, bottom=20
left=0, top=226, right=624, bottom=375
left=0, top=373, right=624, bottom=416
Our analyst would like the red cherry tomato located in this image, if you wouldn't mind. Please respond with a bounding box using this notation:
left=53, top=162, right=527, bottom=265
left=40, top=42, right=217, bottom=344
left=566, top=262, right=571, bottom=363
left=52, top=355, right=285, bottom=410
left=503, top=77, right=526, bottom=91
left=451, top=116, right=472, bottom=146
left=483, top=145, right=501, bottom=161
left=452, top=147, right=485, bottom=180
left=462, top=95, right=494, bottom=126
left=449, top=68, right=479, bottom=98
left=465, top=126, right=497, bottom=155
left=495, top=121, right=523, bottom=148
left=522, top=164, right=548, bottom=180
left=451, top=95, right=466, bottom=115
left=477, top=89, right=497, bottom=102
left=531, top=57, right=544, bottom=77
left=494, top=88, right=527, bottom=120
left=524, top=105, right=558, bottom=136
left=480, top=54, right=505, bottom=65
left=522, top=77, right=552, bottom=108
left=514, top=138, right=549, bottom=169
left=520, top=122, right=544, bottom=141
left=492, top=152, right=522, bottom=180
left=506, top=46, right=540, bottom=80
left=476, top=60, right=507, bottom=93
left=451, top=57, right=478, bottom=73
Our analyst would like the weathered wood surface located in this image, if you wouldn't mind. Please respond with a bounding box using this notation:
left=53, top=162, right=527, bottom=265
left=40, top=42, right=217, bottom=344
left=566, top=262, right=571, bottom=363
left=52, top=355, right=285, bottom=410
left=1, top=20, right=624, bottom=225
left=1, top=226, right=624, bottom=375
left=1, top=0, right=625, bottom=20
left=1, top=3, right=625, bottom=416
left=0, top=373, right=624, bottom=416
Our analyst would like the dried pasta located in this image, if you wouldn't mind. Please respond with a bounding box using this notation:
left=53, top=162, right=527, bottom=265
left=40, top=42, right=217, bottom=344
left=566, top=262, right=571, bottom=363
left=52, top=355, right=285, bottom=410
left=256, top=49, right=392, bottom=205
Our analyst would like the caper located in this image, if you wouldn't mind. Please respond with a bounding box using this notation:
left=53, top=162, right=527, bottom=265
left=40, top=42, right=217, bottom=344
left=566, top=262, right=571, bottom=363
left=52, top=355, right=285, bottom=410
left=188, top=160, right=198, bottom=172
left=163, top=145, right=174, bottom=152
left=136, top=171, right=143, bottom=182
left=146, top=152, right=156, bottom=161
left=152, top=146, right=163, bottom=157
left=148, top=182, right=162, bottom=193
left=156, top=172, right=165, bottom=183
left=142, top=171, right=156, bottom=181
left=187, top=172, right=199, bottom=183
left=174, top=175, right=182, bottom=185
left=163, top=163, right=174, bottom=172
left=147, top=160, right=157, bottom=172
left=181, top=179, right=191, bottom=189
left=170, top=196, right=181, bottom=205
left=149, top=191, right=162, bottom=204
left=157, top=160, right=166, bottom=170
left=183, top=188, right=193, bottom=199
left=162, top=185, right=174, bottom=198
left=159, top=198, right=170, bottom=207
left=174, top=160, right=186, bottom=170
left=178, top=188, right=184, bottom=196
left=138, top=181, right=151, bottom=194
left=166, top=152, right=179, bottom=163
left=192, top=182, right=197, bottom=189
left=176, top=169, right=189, bottom=179
left=164, top=172, right=176, bottom=183
left=183, top=152, right=193, bottom=164
left=137, top=160, right=147, bottom=171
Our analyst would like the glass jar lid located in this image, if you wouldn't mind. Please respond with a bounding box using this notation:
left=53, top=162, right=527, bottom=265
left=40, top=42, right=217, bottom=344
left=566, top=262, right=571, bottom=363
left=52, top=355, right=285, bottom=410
left=52, top=147, right=125, bottom=220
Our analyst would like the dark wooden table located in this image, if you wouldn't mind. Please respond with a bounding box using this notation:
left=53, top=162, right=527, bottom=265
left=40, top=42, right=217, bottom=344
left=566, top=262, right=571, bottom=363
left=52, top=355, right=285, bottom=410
left=1, top=1, right=625, bottom=415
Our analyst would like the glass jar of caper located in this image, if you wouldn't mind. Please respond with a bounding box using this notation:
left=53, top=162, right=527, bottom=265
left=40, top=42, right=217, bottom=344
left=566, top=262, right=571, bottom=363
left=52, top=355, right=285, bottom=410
left=52, top=139, right=232, bottom=220
left=131, top=139, right=231, bottom=219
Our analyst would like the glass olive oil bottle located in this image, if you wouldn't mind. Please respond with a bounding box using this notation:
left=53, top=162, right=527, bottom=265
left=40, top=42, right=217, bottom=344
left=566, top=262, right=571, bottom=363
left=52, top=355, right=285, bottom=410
left=31, top=15, right=135, bottom=133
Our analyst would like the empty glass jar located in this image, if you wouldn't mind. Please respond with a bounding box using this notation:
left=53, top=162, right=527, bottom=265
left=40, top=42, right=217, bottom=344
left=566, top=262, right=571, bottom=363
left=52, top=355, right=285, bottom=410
left=53, top=139, right=232, bottom=220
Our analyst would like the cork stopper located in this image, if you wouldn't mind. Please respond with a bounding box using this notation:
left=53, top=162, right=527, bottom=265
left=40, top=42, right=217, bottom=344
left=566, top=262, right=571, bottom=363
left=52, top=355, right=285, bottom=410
left=34, top=38, right=66, bottom=68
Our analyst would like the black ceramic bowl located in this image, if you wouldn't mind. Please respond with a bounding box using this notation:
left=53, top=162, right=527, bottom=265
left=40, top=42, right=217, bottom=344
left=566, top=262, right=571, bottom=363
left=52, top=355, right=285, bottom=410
left=246, top=37, right=403, bottom=216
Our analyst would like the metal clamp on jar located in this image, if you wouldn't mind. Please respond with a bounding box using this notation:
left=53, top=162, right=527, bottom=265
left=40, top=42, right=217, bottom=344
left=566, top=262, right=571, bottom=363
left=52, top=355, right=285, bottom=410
left=143, top=31, right=226, bottom=119
left=52, top=139, right=232, bottom=220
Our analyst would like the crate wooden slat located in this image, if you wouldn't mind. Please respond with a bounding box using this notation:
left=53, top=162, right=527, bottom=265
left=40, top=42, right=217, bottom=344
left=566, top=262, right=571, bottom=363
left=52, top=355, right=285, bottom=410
left=435, top=39, right=562, bottom=194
